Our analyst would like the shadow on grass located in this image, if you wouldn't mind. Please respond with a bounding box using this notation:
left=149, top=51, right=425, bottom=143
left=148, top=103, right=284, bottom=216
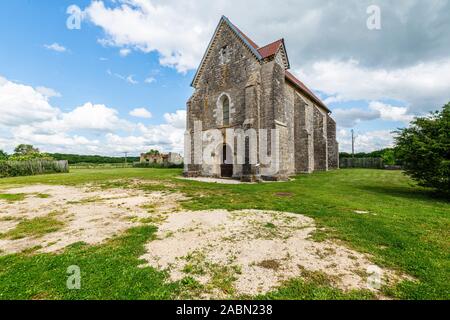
left=357, top=184, right=449, bottom=204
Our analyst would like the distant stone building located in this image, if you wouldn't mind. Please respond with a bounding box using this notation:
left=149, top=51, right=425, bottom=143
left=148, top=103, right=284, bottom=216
left=185, top=16, right=338, bottom=181
left=140, top=152, right=183, bottom=165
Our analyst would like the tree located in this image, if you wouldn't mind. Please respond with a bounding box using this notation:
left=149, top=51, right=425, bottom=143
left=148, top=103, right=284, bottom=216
left=10, top=144, right=53, bottom=161
left=14, top=144, right=40, bottom=156
left=381, top=149, right=396, bottom=165
left=0, top=150, right=8, bottom=160
left=147, top=149, right=160, bottom=156
left=394, top=102, right=450, bottom=193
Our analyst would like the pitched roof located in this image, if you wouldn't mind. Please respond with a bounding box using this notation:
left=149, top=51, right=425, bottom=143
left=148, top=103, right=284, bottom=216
left=192, top=16, right=330, bottom=113
left=285, top=71, right=329, bottom=113
left=226, top=18, right=260, bottom=50
left=257, top=39, right=283, bottom=59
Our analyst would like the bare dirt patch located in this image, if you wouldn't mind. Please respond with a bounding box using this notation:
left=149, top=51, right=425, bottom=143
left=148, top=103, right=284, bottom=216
left=0, top=184, right=184, bottom=254
left=140, top=209, right=407, bottom=298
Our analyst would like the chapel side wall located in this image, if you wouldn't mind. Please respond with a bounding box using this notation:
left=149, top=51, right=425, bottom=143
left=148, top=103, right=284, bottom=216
left=327, top=115, right=339, bottom=169
left=313, top=106, right=329, bottom=171
left=292, top=89, right=315, bottom=173
left=284, top=83, right=297, bottom=175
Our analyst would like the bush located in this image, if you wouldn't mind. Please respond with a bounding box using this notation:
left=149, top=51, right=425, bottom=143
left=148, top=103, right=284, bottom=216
left=0, top=160, right=69, bottom=178
left=132, top=162, right=183, bottom=169
left=395, top=102, right=450, bottom=193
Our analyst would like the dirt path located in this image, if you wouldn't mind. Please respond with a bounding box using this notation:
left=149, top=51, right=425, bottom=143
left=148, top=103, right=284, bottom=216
left=0, top=184, right=182, bottom=254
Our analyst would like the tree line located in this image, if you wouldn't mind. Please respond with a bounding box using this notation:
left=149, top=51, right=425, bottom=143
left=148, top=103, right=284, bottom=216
left=0, top=146, right=139, bottom=164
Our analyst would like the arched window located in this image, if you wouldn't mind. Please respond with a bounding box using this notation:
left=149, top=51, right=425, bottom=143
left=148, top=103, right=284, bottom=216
left=222, top=96, right=230, bottom=126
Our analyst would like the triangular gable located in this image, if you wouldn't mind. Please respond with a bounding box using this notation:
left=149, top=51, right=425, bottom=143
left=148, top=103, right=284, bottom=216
left=191, top=16, right=262, bottom=87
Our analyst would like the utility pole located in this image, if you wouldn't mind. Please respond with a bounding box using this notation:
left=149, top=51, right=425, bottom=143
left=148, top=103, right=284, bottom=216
left=123, top=152, right=128, bottom=167
left=351, top=129, right=355, bottom=158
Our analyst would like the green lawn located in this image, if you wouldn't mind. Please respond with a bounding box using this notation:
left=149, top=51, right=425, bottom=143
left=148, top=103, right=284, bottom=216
left=0, top=168, right=448, bottom=300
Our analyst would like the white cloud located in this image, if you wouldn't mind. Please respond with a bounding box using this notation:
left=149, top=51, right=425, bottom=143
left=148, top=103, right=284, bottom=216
left=126, top=75, right=138, bottom=84
left=44, top=43, right=67, bottom=53
left=0, top=76, right=60, bottom=126
left=119, top=48, right=131, bottom=57
left=295, top=59, right=450, bottom=114
left=337, top=129, right=395, bottom=153
left=368, top=101, right=414, bottom=123
left=333, top=108, right=380, bottom=128
left=84, top=0, right=212, bottom=73
left=164, top=110, right=186, bottom=129
left=333, top=101, right=414, bottom=128
left=144, top=77, right=156, bottom=84
left=130, top=107, right=152, bottom=118
left=61, top=102, right=131, bottom=132
left=107, top=70, right=139, bottom=85
left=35, top=86, right=62, bottom=98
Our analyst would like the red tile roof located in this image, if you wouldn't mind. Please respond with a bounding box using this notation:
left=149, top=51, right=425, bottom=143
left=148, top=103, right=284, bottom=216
left=285, top=71, right=329, bottom=112
left=257, top=39, right=284, bottom=59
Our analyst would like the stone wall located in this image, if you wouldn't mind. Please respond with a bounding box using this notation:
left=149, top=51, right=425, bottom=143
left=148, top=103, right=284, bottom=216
left=327, top=115, right=339, bottom=169
left=293, top=92, right=314, bottom=173
left=313, top=106, right=328, bottom=171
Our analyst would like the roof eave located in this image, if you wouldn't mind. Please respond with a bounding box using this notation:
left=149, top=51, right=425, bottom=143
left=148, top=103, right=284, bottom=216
left=285, top=75, right=331, bottom=114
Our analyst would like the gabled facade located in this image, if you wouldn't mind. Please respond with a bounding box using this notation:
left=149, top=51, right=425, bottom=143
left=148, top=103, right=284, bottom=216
left=185, top=16, right=339, bottom=181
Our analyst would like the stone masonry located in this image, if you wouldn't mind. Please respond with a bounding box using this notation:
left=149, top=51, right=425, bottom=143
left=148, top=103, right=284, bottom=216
left=185, top=16, right=338, bottom=181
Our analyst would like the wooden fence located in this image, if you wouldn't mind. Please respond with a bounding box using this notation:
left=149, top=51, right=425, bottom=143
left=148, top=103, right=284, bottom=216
left=339, top=157, right=384, bottom=169
left=0, top=160, right=69, bottom=178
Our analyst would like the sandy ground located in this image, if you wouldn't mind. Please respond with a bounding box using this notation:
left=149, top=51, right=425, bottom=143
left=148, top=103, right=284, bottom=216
left=0, top=183, right=408, bottom=298
left=0, top=184, right=182, bottom=254
left=140, top=209, right=405, bottom=297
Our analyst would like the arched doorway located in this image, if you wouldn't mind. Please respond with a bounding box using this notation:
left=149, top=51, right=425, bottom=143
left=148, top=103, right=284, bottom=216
left=220, top=143, right=233, bottom=178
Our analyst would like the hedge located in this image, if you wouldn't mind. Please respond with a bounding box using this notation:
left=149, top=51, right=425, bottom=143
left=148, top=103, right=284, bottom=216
left=0, top=160, right=69, bottom=178
left=132, top=162, right=183, bottom=169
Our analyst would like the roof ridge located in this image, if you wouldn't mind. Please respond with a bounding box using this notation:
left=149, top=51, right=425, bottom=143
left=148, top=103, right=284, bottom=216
left=223, top=16, right=259, bottom=50
left=257, top=38, right=283, bottom=50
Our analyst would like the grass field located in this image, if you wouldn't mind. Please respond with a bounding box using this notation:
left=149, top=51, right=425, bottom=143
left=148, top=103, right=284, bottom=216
left=0, top=168, right=448, bottom=300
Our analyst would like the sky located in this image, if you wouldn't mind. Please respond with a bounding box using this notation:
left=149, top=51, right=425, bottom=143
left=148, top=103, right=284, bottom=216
left=0, top=0, right=449, bottom=156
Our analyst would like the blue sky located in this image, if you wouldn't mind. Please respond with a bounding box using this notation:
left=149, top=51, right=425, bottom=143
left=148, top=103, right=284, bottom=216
left=0, top=0, right=193, bottom=123
left=0, top=0, right=449, bottom=155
